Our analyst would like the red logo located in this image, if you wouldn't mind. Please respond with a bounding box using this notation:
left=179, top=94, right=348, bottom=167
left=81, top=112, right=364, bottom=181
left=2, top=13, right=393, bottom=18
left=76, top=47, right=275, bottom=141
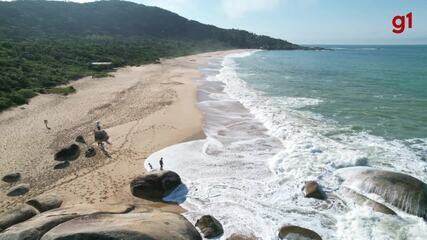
left=392, top=12, right=413, bottom=34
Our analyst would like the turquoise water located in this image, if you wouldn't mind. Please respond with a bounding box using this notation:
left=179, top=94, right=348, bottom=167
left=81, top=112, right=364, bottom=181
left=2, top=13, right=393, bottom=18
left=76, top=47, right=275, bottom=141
left=234, top=46, right=427, bottom=140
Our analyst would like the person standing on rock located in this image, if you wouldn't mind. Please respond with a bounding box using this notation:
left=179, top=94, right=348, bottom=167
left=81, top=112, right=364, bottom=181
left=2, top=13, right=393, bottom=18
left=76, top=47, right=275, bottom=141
left=159, top=157, right=164, bottom=170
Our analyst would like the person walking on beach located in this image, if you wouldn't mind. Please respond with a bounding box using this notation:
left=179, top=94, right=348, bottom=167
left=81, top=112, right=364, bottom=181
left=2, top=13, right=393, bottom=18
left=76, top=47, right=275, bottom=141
left=159, top=157, right=164, bottom=171
left=44, top=120, right=51, bottom=130
left=93, top=121, right=111, bottom=149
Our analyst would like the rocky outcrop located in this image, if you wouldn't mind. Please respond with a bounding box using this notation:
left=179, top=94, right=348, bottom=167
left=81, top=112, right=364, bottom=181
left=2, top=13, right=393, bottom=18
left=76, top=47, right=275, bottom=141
left=40, top=211, right=201, bottom=240
left=0, top=205, right=38, bottom=232
left=130, top=170, right=182, bottom=201
left=195, top=215, right=224, bottom=239
left=26, top=194, right=63, bottom=213
left=340, top=188, right=396, bottom=215
left=7, top=183, right=30, bottom=196
left=0, top=204, right=134, bottom=240
left=336, top=167, right=427, bottom=219
left=227, top=233, right=258, bottom=240
left=303, top=181, right=326, bottom=200
left=2, top=173, right=21, bottom=183
left=54, top=144, right=80, bottom=162
left=278, top=225, right=322, bottom=240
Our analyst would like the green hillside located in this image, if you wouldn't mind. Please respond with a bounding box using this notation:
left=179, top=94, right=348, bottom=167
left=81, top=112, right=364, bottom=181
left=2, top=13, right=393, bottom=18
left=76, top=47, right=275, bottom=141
left=0, top=0, right=306, bottom=111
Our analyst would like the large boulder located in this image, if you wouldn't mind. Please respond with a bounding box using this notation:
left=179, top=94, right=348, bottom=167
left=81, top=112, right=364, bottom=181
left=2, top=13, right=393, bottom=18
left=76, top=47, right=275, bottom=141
left=0, top=204, right=134, bottom=240
left=7, top=183, right=30, bottom=197
left=54, top=144, right=80, bottom=162
left=26, top=194, right=63, bottom=213
left=340, top=187, right=396, bottom=215
left=0, top=205, right=38, bottom=232
left=195, top=215, right=224, bottom=239
left=278, top=225, right=322, bottom=240
left=130, top=170, right=181, bottom=201
left=303, top=181, right=326, bottom=200
left=336, top=167, right=427, bottom=219
left=40, top=211, right=201, bottom=240
left=2, top=172, right=21, bottom=183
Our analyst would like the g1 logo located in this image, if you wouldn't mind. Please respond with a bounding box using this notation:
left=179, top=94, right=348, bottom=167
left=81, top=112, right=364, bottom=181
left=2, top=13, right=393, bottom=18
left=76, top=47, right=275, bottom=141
left=392, top=12, right=413, bottom=34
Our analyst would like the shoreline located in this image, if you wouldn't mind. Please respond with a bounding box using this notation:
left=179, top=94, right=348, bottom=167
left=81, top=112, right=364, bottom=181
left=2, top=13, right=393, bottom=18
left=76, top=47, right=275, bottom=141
left=0, top=50, right=243, bottom=213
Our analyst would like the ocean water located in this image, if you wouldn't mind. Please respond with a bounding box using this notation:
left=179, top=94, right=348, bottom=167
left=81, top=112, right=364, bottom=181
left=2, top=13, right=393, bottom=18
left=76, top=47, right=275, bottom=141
left=146, top=46, right=427, bottom=239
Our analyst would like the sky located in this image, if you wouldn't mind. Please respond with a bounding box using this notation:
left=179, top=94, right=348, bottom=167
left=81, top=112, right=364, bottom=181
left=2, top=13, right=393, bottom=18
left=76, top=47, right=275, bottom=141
left=135, top=0, right=427, bottom=45
left=15, top=0, right=427, bottom=44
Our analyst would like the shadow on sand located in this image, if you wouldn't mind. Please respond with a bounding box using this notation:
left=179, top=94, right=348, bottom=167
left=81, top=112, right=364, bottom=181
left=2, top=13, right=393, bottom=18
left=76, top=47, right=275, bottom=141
left=54, top=161, right=70, bottom=170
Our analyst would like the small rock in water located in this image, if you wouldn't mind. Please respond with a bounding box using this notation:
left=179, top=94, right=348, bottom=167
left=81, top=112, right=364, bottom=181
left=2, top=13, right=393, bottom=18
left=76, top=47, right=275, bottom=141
left=0, top=205, right=38, bottom=231
left=54, top=144, right=80, bottom=162
left=7, top=184, right=30, bottom=197
left=26, top=194, right=63, bottom=213
left=2, top=173, right=21, bottom=183
left=303, top=181, right=326, bottom=200
left=195, top=215, right=224, bottom=239
left=278, top=225, right=322, bottom=240
left=310, top=148, right=322, bottom=154
left=84, top=147, right=96, bottom=158
left=355, top=157, right=369, bottom=166
left=130, top=170, right=181, bottom=201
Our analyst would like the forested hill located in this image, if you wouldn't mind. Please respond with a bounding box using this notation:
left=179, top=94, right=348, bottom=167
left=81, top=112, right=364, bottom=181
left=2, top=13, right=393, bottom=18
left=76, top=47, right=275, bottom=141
left=0, top=0, right=307, bottom=111
left=0, top=0, right=302, bottom=50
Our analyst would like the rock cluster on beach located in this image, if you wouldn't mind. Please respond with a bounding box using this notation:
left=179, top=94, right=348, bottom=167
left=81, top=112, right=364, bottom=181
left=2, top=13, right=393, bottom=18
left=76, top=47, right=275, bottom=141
left=0, top=170, right=205, bottom=240
left=0, top=202, right=202, bottom=240
left=2, top=172, right=29, bottom=198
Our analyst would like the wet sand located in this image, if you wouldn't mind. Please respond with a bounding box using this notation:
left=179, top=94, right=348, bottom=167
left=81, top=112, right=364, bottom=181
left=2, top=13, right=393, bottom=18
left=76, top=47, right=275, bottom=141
left=0, top=50, right=242, bottom=213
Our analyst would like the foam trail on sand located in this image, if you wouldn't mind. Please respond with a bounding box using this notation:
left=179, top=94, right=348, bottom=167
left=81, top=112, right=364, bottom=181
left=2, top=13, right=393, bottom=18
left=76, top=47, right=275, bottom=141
left=146, top=51, right=427, bottom=239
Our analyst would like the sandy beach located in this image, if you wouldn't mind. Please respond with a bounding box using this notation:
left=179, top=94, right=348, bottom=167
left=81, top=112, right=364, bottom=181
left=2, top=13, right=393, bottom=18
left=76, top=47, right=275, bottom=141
left=0, top=50, right=241, bottom=213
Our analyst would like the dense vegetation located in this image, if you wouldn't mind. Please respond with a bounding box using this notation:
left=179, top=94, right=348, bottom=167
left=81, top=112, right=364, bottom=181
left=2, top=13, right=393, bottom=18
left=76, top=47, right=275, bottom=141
left=0, top=0, right=305, bottom=111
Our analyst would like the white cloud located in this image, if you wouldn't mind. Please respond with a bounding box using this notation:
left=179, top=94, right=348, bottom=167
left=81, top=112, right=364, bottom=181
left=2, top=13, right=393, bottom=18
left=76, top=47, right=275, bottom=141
left=221, top=0, right=280, bottom=18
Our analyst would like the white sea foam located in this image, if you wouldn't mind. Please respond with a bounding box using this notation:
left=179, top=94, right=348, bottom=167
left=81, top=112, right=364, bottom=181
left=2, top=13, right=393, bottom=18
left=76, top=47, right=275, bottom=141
left=145, top=50, right=427, bottom=239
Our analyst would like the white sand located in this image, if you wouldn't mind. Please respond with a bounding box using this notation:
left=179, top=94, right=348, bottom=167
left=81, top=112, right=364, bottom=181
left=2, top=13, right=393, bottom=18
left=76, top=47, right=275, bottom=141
left=0, top=50, right=242, bottom=212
